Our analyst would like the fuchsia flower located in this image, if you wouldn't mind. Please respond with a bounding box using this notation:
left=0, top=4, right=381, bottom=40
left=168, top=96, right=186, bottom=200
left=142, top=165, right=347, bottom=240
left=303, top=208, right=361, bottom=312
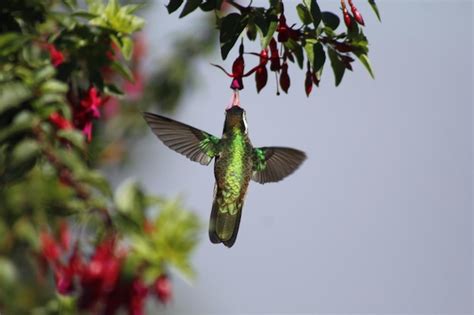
left=279, top=62, right=290, bottom=93
left=73, top=86, right=106, bottom=141
left=47, top=44, right=64, bottom=67
left=269, top=38, right=281, bottom=72
left=154, top=275, right=172, bottom=304
left=348, top=0, right=365, bottom=26
left=49, top=112, right=72, bottom=130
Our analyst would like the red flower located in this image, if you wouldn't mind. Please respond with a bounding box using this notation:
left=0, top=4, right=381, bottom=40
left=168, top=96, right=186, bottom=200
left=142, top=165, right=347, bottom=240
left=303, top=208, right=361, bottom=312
left=277, top=14, right=301, bottom=43
left=154, top=275, right=172, bottom=304
left=128, top=278, right=149, bottom=315
left=279, top=62, right=290, bottom=93
left=342, top=7, right=352, bottom=29
left=49, top=112, right=72, bottom=130
left=348, top=0, right=365, bottom=26
left=47, top=44, right=64, bottom=67
left=73, top=86, right=105, bottom=141
left=305, top=68, right=313, bottom=97
left=40, top=231, right=60, bottom=262
left=269, top=38, right=281, bottom=72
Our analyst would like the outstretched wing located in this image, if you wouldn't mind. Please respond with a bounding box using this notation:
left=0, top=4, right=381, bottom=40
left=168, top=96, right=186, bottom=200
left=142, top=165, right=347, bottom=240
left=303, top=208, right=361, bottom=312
left=143, top=112, right=220, bottom=165
left=252, top=147, right=306, bottom=184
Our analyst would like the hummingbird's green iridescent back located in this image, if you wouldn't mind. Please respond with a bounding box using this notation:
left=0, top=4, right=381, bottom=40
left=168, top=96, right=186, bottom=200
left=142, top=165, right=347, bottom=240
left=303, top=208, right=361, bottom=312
left=143, top=106, right=306, bottom=248
left=209, top=107, right=253, bottom=246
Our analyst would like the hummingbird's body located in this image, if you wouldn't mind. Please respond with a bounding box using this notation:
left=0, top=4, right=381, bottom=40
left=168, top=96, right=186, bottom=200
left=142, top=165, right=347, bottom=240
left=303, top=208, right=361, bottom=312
left=143, top=106, right=306, bottom=247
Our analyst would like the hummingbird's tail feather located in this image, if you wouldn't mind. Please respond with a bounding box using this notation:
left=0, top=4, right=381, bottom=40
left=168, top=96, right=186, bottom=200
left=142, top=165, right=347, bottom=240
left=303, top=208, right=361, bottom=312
left=209, top=187, right=243, bottom=248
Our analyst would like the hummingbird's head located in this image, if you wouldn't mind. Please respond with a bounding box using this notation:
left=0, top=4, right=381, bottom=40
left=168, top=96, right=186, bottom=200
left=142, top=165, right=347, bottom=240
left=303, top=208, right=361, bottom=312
left=224, top=105, right=247, bottom=133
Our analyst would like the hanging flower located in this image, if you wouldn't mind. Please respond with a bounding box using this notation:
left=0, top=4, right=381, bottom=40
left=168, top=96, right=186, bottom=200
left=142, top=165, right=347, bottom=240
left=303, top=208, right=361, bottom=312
left=279, top=62, right=290, bottom=93
left=154, top=275, right=172, bottom=304
left=49, top=112, right=73, bottom=130
left=46, top=44, right=64, bottom=67
left=73, top=86, right=106, bottom=141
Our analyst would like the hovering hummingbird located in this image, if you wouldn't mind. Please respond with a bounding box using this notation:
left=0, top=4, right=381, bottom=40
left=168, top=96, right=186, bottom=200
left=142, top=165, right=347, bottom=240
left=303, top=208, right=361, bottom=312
left=143, top=105, right=306, bottom=247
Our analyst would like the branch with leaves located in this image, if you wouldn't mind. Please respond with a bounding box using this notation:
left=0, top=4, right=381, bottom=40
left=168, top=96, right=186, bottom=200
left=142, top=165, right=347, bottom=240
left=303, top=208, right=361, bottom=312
left=0, top=1, right=200, bottom=314
left=168, top=0, right=381, bottom=95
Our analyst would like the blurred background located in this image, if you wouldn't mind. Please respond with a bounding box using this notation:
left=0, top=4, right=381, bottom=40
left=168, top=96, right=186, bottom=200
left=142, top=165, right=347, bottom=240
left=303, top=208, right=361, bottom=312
left=106, top=0, right=472, bottom=314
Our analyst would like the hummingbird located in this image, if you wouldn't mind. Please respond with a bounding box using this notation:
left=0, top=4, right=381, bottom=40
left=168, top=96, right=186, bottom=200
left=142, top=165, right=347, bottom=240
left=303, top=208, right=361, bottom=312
left=143, top=105, right=306, bottom=247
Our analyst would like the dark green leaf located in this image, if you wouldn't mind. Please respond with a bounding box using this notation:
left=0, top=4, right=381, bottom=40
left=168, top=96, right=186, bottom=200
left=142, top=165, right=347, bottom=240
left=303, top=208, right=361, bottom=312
left=285, top=39, right=304, bottom=69
left=321, top=11, right=340, bottom=30
left=313, top=42, right=325, bottom=72
left=111, top=61, right=134, bottom=82
left=368, top=0, right=381, bottom=21
left=296, top=4, right=312, bottom=25
left=355, top=53, right=374, bottom=78
left=104, top=83, right=124, bottom=97
left=303, top=0, right=322, bottom=28
left=328, top=48, right=345, bottom=86
left=219, top=13, right=246, bottom=59
left=167, top=0, right=184, bottom=13
left=0, top=33, right=29, bottom=57
left=57, top=129, right=85, bottom=151
left=200, top=0, right=223, bottom=11
left=179, top=0, right=202, bottom=18
left=0, top=82, right=32, bottom=113
left=261, top=17, right=277, bottom=48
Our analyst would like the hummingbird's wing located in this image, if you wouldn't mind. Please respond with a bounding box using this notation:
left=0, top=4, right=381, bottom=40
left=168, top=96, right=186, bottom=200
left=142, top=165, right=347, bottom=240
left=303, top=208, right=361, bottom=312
left=143, top=112, right=220, bottom=165
left=252, top=147, right=306, bottom=184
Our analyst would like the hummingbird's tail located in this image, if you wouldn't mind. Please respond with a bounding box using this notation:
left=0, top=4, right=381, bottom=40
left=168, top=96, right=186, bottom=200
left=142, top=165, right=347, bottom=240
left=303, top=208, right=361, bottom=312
left=209, top=186, right=243, bottom=248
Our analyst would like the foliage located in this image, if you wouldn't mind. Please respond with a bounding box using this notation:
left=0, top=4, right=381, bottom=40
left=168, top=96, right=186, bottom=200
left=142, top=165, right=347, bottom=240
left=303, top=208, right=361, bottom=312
left=167, top=0, right=381, bottom=95
left=0, top=1, right=200, bottom=314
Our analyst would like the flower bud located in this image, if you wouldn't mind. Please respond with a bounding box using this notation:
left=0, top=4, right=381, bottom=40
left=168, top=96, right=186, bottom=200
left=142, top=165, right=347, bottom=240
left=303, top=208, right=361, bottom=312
left=279, top=62, right=290, bottom=93
left=349, top=0, right=365, bottom=25
left=154, top=275, right=172, bottom=304
left=269, top=38, right=281, bottom=71
left=255, top=66, right=268, bottom=93
left=305, top=69, right=313, bottom=97
left=342, top=7, right=352, bottom=29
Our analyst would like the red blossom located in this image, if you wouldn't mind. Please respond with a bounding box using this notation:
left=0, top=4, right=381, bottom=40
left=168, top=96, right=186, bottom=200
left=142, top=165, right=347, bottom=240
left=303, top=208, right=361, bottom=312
left=348, top=0, right=365, bottom=26
left=305, top=68, right=313, bottom=97
left=73, top=86, right=105, bottom=141
left=49, top=112, right=72, bottom=130
left=154, top=275, right=172, bottom=304
left=269, top=38, right=281, bottom=72
left=47, top=44, right=64, bottom=67
left=40, top=231, right=60, bottom=262
left=279, top=62, right=290, bottom=93
left=342, top=7, right=352, bottom=29
left=277, top=13, right=301, bottom=43
left=128, top=278, right=149, bottom=315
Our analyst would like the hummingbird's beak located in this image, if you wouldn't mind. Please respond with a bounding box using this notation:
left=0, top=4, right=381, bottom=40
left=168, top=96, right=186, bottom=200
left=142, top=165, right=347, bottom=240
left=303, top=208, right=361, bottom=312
left=227, top=89, right=241, bottom=110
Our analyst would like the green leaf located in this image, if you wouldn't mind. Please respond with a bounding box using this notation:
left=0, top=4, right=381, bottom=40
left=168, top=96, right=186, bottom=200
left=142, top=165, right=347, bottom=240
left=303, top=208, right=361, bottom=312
left=62, top=0, right=77, bottom=9
left=0, top=33, right=29, bottom=57
left=179, top=0, right=202, bottom=18
left=321, top=11, right=340, bottom=30
left=77, top=170, right=112, bottom=197
left=296, top=4, right=312, bottom=25
left=167, top=0, right=185, bottom=13
left=72, top=11, right=98, bottom=19
left=104, top=83, right=124, bottom=97
left=0, top=82, right=32, bottom=114
left=40, top=80, right=68, bottom=95
left=261, top=17, right=277, bottom=49
left=57, top=129, right=86, bottom=151
left=200, top=0, right=223, bottom=11
left=368, top=0, right=381, bottom=21
left=114, top=179, right=146, bottom=223
left=120, top=36, right=134, bottom=60
left=355, top=53, right=375, bottom=78
left=111, top=61, right=134, bottom=82
left=328, top=48, right=345, bottom=86
left=219, top=13, right=246, bottom=59
left=304, top=42, right=314, bottom=69
left=285, top=39, right=304, bottom=69
left=303, top=0, right=322, bottom=28
left=313, top=42, right=325, bottom=72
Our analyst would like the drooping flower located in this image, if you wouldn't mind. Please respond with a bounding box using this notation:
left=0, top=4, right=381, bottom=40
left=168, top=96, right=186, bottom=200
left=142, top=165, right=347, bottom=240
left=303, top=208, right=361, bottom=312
left=73, top=86, right=105, bottom=141
left=305, top=65, right=313, bottom=97
left=348, top=0, right=365, bottom=26
left=49, top=112, right=72, bottom=130
left=269, top=38, right=281, bottom=72
left=279, top=62, right=290, bottom=93
left=47, top=44, right=64, bottom=67
left=154, top=275, right=172, bottom=304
